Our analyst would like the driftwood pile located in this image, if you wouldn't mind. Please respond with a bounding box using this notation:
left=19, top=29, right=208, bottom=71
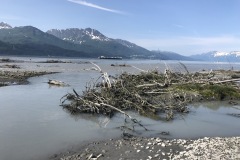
left=61, top=65, right=240, bottom=121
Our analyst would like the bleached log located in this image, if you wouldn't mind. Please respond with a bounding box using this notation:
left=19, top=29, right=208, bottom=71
left=144, top=91, right=167, bottom=94
left=214, top=78, right=240, bottom=84
left=90, top=62, right=111, bottom=88
left=136, top=83, right=165, bottom=88
left=48, top=79, right=69, bottom=86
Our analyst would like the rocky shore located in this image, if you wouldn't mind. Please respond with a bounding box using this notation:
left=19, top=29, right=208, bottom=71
left=58, top=136, right=240, bottom=160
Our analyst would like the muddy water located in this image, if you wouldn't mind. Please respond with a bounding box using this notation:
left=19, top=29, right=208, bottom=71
left=0, top=57, right=240, bottom=160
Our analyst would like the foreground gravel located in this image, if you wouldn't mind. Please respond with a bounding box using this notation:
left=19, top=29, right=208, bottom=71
left=58, top=136, right=240, bottom=160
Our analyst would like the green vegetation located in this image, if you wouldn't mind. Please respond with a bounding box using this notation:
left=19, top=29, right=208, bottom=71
left=175, top=83, right=240, bottom=100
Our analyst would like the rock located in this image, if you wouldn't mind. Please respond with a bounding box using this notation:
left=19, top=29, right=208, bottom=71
left=154, top=154, right=160, bottom=157
left=102, top=150, right=106, bottom=153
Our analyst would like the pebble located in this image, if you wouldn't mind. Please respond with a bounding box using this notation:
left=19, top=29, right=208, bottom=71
left=60, top=137, right=240, bottom=160
left=155, top=138, right=161, bottom=142
left=102, top=150, right=106, bottom=153
left=154, top=154, right=159, bottom=157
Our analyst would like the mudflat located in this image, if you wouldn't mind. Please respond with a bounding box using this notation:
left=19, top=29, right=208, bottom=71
left=0, top=70, right=56, bottom=87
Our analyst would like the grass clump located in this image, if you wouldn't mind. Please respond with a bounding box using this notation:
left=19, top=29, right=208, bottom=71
left=176, top=83, right=240, bottom=100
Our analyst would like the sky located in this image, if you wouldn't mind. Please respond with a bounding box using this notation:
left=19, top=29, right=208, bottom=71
left=0, top=0, right=240, bottom=55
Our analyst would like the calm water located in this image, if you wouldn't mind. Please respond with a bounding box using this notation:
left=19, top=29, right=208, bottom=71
left=0, top=57, right=240, bottom=160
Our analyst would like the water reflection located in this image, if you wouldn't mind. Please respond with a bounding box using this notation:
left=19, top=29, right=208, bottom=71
left=191, top=101, right=240, bottom=110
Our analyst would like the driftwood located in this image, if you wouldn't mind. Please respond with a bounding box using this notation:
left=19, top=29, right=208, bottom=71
left=48, top=79, right=69, bottom=86
left=60, top=63, right=240, bottom=136
left=63, top=88, right=148, bottom=131
left=61, top=64, right=240, bottom=123
left=214, top=78, right=240, bottom=84
left=136, top=83, right=165, bottom=88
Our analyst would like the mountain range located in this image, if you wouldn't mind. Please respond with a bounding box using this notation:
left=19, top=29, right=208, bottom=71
left=47, top=28, right=152, bottom=58
left=0, top=22, right=192, bottom=60
left=1, top=22, right=239, bottom=62
left=190, top=51, right=240, bottom=62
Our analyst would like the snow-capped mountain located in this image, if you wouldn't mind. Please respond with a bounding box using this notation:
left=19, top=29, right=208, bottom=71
left=190, top=51, right=240, bottom=62
left=0, top=23, right=153, bottom=58
left=47, top=28, right=141, bottom=49
left=47, top=28, right=195, bottom=60
left=47, top=28, right=152, bottom=58
left=0, top=22, right=194, bottom=59
left=0, top=22, right=12, bottom=29
left=47, top=28, right=110, bottom=44
left=213, top=51, right=240, bottom=57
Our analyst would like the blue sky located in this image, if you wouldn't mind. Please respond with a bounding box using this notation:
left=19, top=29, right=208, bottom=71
left=0, top=0, right=240, bottom=55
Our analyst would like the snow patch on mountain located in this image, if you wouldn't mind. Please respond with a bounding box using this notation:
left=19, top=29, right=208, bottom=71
left=190, top=51, right=240, bottom=62
left=84, top=28, right=110, bottom=41
left=47, top=28, right=111, bottom=44
left=214, top=51, right=229, bottom=57
left=231, top=51, right=240, bottom=57
left=0, top=22, right=12, bottom=29
left=214, top=51, right=240, bottom=57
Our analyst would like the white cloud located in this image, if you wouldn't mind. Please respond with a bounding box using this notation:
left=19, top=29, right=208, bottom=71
left=130, top=36, right=240, bottom=55
left=67, top=0, right=125, bottom=15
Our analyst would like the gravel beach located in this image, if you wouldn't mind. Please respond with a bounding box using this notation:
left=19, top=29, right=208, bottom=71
left=58, top=136, right=240, bottom=160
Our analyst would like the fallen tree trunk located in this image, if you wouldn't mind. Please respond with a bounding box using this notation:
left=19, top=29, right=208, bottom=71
left=214, top=78, right=240, bottom=84
left=48, top=79, right=69, bottom=86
